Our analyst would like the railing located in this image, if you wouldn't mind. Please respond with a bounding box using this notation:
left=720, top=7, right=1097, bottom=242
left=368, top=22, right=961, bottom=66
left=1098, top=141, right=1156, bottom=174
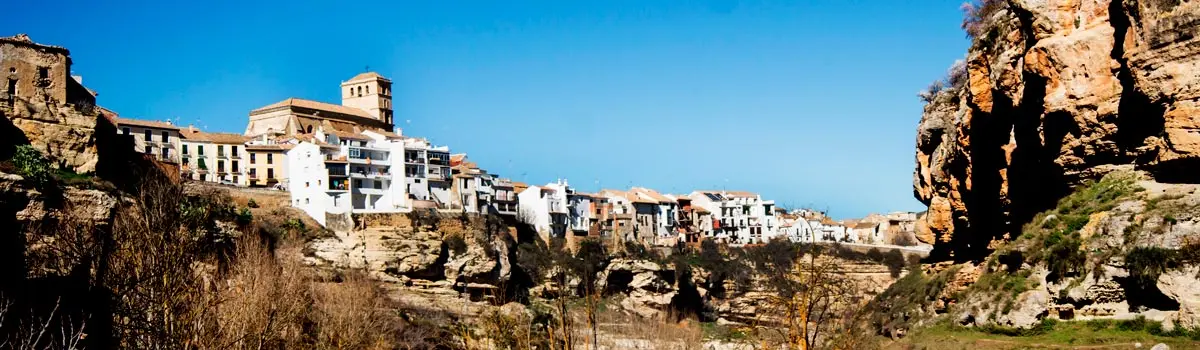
left=325, top=155, right=347, bottom=162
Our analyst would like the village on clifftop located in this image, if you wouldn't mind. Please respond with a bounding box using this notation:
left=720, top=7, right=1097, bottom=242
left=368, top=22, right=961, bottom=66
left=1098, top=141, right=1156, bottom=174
left=3, top=33, right=925, bottom=250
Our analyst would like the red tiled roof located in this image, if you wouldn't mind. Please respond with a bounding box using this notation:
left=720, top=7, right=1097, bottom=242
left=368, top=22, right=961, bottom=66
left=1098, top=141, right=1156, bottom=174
left=251, top=98, right=372, bottom=119
left=114, top=117, right=180, bottom=130
left=343, top=71, right=390, bottom=83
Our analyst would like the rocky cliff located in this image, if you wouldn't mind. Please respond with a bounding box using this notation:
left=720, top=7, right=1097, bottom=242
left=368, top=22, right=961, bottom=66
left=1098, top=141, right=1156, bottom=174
left=914, top=0, right=1200, bottom=260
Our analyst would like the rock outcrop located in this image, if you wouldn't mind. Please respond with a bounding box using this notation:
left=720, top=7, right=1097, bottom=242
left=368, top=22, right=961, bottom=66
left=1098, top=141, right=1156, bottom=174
left=913, top=0, right=1200, bottom=260
left=889, top=176, right=1200, bottom=332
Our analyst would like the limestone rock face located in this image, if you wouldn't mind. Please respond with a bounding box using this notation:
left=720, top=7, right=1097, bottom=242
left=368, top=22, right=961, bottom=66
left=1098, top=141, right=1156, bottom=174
left=2, top=99, right=100, bottom=173
left=914, top=0, right=1200, bottom=259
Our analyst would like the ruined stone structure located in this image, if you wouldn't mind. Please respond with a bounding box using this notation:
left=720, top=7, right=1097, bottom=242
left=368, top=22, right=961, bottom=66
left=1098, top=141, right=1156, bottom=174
left=1, top=33, right=100, bottom=172
left=913, top=1, right=1200, bottom=259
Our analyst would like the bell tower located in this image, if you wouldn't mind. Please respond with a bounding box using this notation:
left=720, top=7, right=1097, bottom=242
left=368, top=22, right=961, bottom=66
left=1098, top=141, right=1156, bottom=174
left=340, top=72, right=393, bottom=127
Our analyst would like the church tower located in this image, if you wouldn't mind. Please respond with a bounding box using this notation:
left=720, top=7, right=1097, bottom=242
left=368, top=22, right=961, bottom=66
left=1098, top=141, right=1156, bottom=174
left=340, top=72, right=394, bottom=127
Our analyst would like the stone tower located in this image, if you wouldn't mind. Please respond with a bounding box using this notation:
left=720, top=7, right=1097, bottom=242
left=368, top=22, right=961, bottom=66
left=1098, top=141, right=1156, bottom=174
left=339, top=72, right=393, bottom=126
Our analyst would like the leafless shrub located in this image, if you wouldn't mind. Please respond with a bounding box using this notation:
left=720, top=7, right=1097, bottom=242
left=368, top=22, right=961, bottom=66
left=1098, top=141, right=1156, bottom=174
left=209, top=235, right=310, bottom=349
left=309, top=271, right=400, bottom=350
left=919, top=59, right=968, bottom=103
left=0, top=296, right=88, bottom=350
left=961, top=0, right=1007, bottom=40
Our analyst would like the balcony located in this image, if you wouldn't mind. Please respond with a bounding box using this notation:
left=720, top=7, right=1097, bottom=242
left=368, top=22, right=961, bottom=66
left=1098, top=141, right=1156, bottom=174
left=328, top=167, right=348, bottom=177
left=327, top=182, right=349, bottom=192
left=427, top=169, right=448, bottom=180
left=325, top=154, right=348, bottom=163
left=350, top=169, right=392, bottom=179
left=405, top=157, right=426, bottom=164
left=349, top=155, right=389, bottom=166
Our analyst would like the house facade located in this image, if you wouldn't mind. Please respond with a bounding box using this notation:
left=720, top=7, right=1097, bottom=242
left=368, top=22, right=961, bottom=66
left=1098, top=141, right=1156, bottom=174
left=245, top=140, right=290, bottom=188
left=113, top=117, right=181, bottom=164
left=689, top=190, right=778, bottom=245
left=517, top=180, right=571, bottom=242
left=180, top=127, right=249, bottom=186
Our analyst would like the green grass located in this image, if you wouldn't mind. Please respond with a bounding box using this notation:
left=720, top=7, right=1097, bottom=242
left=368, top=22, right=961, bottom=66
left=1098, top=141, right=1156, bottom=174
left=890, top=318, right=1200, bottom=350
left=700, top=322, right=750, bottom=342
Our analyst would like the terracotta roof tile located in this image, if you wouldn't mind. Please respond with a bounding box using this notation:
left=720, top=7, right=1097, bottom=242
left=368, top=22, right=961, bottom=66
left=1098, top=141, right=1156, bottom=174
left=114, top=117, right=180, bottom=130
left=343, top=72, right=390, bottom=83
left=251, top=98, right=372, bottom=119
left=183, top=129, right=249, bottom=144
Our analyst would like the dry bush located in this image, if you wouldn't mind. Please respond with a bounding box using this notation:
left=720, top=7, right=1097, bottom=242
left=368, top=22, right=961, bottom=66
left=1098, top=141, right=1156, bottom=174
left=224, top=189, right=289, bottom=211
left=0, top=296, right=88, bottom=350
left=103, top=170, right=225, bottom=348
left=961, top=0, right=1007, bottom=40
left=310, top=272, right=403, bottom=350
left=209, top=235, right=310, bottom=349
left=591, top=308, right=703, bottom=350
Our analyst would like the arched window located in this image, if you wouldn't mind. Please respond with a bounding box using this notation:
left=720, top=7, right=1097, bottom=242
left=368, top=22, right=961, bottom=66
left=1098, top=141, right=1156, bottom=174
left=348, top=88, right=353, bottom=96
left=366, top=86, right=370, bottom=94
left=357, top=86, right=362, bottom=97
left=306, top=125, right=313, bottom=133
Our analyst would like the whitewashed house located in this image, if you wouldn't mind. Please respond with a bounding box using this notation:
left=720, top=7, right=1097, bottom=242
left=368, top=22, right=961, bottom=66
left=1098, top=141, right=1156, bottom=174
left=689, top=190, right=778, bottom=245
left=517, top=180, right=571, bottom=241
left=403, top=138, right=452, bottom=209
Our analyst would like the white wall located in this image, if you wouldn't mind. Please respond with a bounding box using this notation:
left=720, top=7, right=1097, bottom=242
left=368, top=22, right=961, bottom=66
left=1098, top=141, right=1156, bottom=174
left=287, top=143, right=329, bottom=226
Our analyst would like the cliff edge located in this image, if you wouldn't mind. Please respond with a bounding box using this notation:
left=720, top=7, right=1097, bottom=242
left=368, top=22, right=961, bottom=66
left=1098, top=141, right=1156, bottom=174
left=914, top=0, right=1200, bottom=260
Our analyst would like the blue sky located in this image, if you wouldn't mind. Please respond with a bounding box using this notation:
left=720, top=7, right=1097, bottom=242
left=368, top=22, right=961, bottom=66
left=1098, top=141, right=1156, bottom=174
left=5, top=0, right=968, bottom=219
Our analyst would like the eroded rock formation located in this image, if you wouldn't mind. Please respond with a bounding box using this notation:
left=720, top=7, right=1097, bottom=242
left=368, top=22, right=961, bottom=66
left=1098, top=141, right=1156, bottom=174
left=914, top=0, right=1200, bottom=260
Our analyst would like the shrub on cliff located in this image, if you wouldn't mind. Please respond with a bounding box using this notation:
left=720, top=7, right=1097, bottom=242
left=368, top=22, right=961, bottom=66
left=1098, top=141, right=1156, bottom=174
left=961, top=0, right=1007, bottom=41
left=10, top=144, right=52, bottom=186
left=883, top=249, right=907, bottom=278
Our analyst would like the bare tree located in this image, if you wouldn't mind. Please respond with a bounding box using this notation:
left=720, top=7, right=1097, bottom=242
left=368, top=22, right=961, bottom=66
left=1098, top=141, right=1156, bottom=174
left=748, top=241, right=870, bottom=349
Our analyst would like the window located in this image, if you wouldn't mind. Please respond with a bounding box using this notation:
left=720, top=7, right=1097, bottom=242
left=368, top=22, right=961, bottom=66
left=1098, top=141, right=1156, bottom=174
left=249, top=168, right=256, bottom=177
left=357, top=86, right=362, bottom=97
left=182, top=157, right=189, bottom=165
left=122, top=127, right=130, bottom=135
left=233, top=176, right=238, bottom=183
left=267, top=169, right=274, bottom=179
left=306, top=125, right=312, bottom=133
left=161, top=131, right=169, bottom=142
left=144, top=129, right=151, bottom=142
left=217, top=145, right=224, bottom=157
left=348, top=88, right=353, bottom=96
left=232, top=160, right=239, bottom=170
left=217, top=161, right=225, bottom=173
left=250, top=153, right=256, bottom=164
left=231, top=145, right=238, bottom=155
left=37, top=67, right=48, bottom=80
left=305, top=198, right=310, bottom=204
left=182, top=145, right=188, bottom=155
left=144, top=145, right=151, bottom=154
left=198, top=145, right=205, bottom=155
left=267, top=154, right=273, bottom=164
left=366, top=86, right=370, bottom=94
left=305, top=182, right=309, bottom=188
left=162, top=147, right=170, bottom=158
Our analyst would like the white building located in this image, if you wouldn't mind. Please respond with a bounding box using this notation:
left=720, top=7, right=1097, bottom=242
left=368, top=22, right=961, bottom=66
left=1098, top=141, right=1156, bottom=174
left=689, top=190, right=778, bottom=245
left=286, top=128, right=408, bottom=225
left=517, top=180, right=571, bottom=241
left=779, top=217, right=817, bottom=243
left=402, top=138, right=452, bottom=209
